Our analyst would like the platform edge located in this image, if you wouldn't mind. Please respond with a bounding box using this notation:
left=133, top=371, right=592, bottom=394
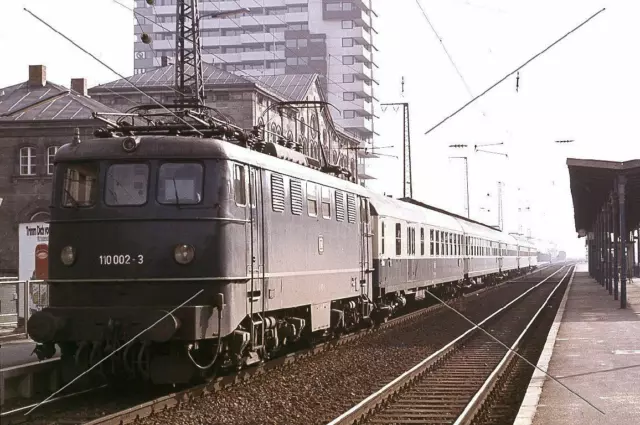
left=512, top=265, right=576, bottom=425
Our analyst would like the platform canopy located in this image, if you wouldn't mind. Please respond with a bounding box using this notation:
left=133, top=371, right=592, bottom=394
left=567, top=158, right=640, bottom=235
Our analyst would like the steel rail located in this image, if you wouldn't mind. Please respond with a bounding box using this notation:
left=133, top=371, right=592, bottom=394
left=453, top=265, right=574, bottom=425
left=326, top=265, right=568, bottom=425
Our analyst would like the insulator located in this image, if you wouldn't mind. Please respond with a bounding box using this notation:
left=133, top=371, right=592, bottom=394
left=140, top=33, right=152, bottom=44
left=347, top=301, right=357, bottom=310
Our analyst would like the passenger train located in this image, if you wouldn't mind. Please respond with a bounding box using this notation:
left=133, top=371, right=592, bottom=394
left=27, top=119, right=537, bottom=384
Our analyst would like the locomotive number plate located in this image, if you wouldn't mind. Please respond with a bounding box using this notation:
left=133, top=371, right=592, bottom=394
left=99, top=254, right=144, bottom=265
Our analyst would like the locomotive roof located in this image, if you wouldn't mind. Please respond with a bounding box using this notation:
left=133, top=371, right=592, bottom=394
left=55, top=135, right=371, bottom=196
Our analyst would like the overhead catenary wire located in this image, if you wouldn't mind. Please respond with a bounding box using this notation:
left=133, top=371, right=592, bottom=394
left=424, top=7, right=606, bottom=136
left=22, top=8, right=205, bottom=137
left=413, top=0, right=512, bottom=141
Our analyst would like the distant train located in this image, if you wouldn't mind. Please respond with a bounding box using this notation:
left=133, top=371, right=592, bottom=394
left=27, top=125, right=537, bottom=385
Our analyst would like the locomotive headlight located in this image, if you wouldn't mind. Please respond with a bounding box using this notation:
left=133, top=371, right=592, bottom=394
left=122, top=136, right=140, bottom=153
left=61, top=246, right=76, bottom=266
left=174, top=244, right=195, bottom=265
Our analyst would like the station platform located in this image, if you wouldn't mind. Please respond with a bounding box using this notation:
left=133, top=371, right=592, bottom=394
left=515, top=263, right=640, bottom=425
left=0, top=338, right=45, bottom=370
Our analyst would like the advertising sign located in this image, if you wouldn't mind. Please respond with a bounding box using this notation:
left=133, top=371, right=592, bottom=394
left=18, top=222, right=49, bottom=319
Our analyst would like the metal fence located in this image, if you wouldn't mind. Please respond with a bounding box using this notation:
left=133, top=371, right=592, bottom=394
left=0, top=280, right=49, bottom=338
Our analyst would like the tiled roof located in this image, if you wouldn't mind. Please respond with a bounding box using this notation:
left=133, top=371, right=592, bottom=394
left=92, top=63, right=251, bottom=90
left=0, top=81, right=117, bottom=121
left=254, top=74, right=316, bottom=101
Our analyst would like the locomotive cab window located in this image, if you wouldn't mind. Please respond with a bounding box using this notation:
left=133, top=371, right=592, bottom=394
left=157, top=162, right=203, bottom=205
left=105, top=163, right=149, bottom=206
left=60, top=162, right=98, bottom=207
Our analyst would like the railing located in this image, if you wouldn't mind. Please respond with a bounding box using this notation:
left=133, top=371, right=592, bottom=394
left=0, top=280, right=49, bottom=340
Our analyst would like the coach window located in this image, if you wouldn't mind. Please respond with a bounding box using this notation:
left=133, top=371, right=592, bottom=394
left=321, top=186, right=331, bottom=219
left=430, top=229, right=435, bottom=256
left=106, top=163, right=149, bottom=206
left=233, top=164, right=246, bottom=206
left=381, top=221, right=385, bottom=255
left=157, top=163, right=203, bottom=205
left=61, top=162, right=98, bottom=207
left=307, top=183, right=318, bottom=216
left=395, top=223, right=402, bottom=256
left=420, top=228, right=425, bottom=256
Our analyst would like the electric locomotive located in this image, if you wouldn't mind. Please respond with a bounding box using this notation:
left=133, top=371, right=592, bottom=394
left=27, top=109, right=377, bottom=384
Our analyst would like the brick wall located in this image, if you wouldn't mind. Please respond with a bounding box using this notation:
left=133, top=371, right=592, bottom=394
left=0, top=122, right=98, bottom=274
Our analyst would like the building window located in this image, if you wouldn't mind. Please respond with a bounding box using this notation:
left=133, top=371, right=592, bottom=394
left=343, top=92, right=355, bottom=101
left=343, top=74, right=355, bottom=83
left=19, top=147, right=36, bottom=176
left=343, top=56, right=354, bottom=65
left=342, top=38, right=354, bottom=47
left=342, top=20, right=354, bottom=29
left=47, top=146, right=58, bottom=175
left=344, top=110, right=356, bottom=119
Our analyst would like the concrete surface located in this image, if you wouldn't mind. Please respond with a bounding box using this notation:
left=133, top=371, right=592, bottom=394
left=0, top=339, right=42, bottom=369
left=516, top=263, right=640, bottom=425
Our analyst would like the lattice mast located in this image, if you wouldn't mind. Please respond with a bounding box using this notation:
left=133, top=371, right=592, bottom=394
left=174, top=0, right=205, bottom=108
left=381, top=77, right=413, bottom=198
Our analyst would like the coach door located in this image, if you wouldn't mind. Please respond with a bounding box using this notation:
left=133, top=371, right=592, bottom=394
left=359, top=197, right=373, bottom=298
left=246, top=167, right=265, bottom=333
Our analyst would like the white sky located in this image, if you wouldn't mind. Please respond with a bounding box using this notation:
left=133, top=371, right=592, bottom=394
left=2, top=0, right=633, bottom=258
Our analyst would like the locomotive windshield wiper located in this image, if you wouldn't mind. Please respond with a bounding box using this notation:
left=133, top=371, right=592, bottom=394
left=63, top=187, right=79, bottom=209
left=172, top=177, right=181, bottom=209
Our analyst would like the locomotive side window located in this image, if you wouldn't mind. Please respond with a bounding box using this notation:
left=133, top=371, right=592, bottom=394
left=290, top=179, right=303, bottom=215
left=271, top=174, right=285, bottom=212
left=395, top=223, right=401, bottom=256
left=381, top=221, right=385, bottom=255
left=233, top=164, right=246, bottom=206
left=157, top=163, right=203, bottom=205
left=307, top=182, right=318, bottom=216
left=335, top=190, right=345, bottom=221
left=105, top=163, right=149, bottom=206
left=435, top=231, right=440, bottom=256
left=321, top=186, right=331, bottom=219
left=420, top=228, right=425, bottom=256
left=61, top=162, right=98, bottom=207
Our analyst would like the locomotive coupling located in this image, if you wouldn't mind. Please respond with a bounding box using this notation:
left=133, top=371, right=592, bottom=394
left=27, top=310, right=65, bottom=343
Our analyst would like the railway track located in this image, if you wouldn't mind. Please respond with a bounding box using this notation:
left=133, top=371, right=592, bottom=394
left=0, top=264, right=558, bottom=425
left=328, top=264, right=574, bottom=425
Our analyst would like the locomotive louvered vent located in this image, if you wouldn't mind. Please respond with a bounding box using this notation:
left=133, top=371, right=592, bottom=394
left=347, top=193, right=356, bottom=223
left=335, top=190, right=345, bottom=222
left=290, top=179, right=303, bottom=215
left=271, top=174, right=285, bottom=212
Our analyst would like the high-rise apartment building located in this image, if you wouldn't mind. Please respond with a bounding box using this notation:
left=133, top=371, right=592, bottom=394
left=133, top=0, right=377, bottom=143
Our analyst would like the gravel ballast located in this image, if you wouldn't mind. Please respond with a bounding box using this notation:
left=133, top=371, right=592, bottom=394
left=140, top=271, right=560, bottom=425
